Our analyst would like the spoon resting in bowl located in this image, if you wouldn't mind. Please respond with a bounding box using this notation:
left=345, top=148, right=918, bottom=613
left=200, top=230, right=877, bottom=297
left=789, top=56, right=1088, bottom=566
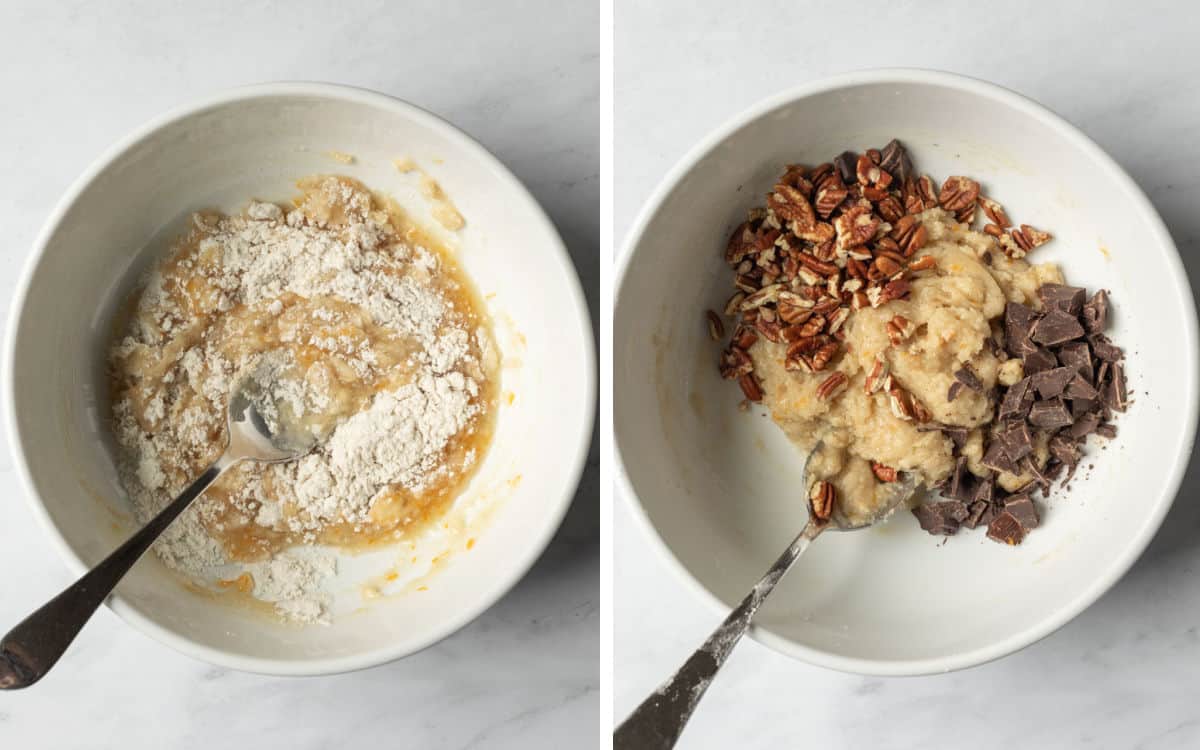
left=614, top=442, right=922, bottom=749
left=0, top=369, right=322, bottom=689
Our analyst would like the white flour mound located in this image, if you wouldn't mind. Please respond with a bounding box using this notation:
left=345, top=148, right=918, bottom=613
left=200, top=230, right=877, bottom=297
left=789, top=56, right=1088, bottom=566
left=109, top=184, right=484, bottom=624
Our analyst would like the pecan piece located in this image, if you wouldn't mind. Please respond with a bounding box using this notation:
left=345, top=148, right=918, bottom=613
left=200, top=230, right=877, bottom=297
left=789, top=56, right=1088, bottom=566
left=871, top=462, right=898, bottom=483
left=730, top=324, right=757, bottom=350
left=979, top=196, right=1010, bottom=227
left=797, top=252, right=840, bottom=278
left=816, top=371, right=849, bottom=400
left=738, top=372, right=763, bottom=401
left=833, top=205, right=880, bottom=250
left=811, top=341, right=839, bottom=371
left=938, top=176, right=980, bottom=215
left=718, top=347, right=753, bottom=379
left=767, top=184, right=817, bottom=229
left=855, top=155, right=882, bottom=186
left=1012, top=224, right=1053, bottom=252
left=886, top=314, right=915, bottom=345
left=725, top=221, right=757, bottom=265
left=864, top=355, right=890, bottom=394
left=739, top=282, right=784, bottom=310
left=907, top=254, right=936, bottom=272
left=705, top=310, right=724, bottom=341
left=869, top=255, right=903, bottom=282
left=808, top=480, right=835, bottom=521
left=814, top=184, right=849, bottom=219
left=916, top=175, right=939, bottom=209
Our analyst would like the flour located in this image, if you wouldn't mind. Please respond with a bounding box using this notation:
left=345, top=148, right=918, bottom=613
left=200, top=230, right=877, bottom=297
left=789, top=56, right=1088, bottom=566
left=108, top=176, right=489, bottom=624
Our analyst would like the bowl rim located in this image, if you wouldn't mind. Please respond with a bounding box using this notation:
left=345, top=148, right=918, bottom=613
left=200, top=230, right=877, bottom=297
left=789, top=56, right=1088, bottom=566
left=614, top=67, right=1200, bottom=676
left=4, top=81, right=596, bottom=676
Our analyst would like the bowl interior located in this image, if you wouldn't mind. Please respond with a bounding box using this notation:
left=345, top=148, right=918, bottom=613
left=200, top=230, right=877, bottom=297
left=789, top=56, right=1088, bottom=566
left=615, top=76, right=1196, bottom=672
left=9, top=87, right=592, bottom=671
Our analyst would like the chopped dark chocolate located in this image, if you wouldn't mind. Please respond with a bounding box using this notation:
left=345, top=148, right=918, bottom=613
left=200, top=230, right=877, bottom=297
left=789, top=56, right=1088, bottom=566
left=1103, top=363, right=1127, bottom=412
left=981, top=440, right=1019, bottom=474
left=913, top=501, right=969, bottom=536
left=1031, top=309, right=1085, bottom=346
left=1005, top=302, right=1040, bottom=357
left=1037, top=284, right=1086, bottom=315
left=1004, top=494, right=1040, bottom=529
left=1096, top=423, right=1118, bottom=439
left=954, top=363, right=984, bottom=392
left=1056, top=341, right=1092, bottom=379
left=878, top=139, right=913, bottom=184
left=964, top=500, right=990, bottom=530
left=1064, top=374, right=1100, bottom=401
left=1031, top=366, right=1075, bottom=399
left=1048, top=434, right=1082, bottom=466
left=947, top=380, right=964, bottom=402
left=987, top=511, right=1027, bottom=545
left=998, top=377, right=1036, bottom=421
left=1095, top=360, right=1110, bottom=389
left=946, top=456, right=972, bottom=501
left=1028, top=398, right=1073, bottom=429
left=833, top=151, right=858, bottom=184
left=999, top=421, right=1034, bottom=460
left=1068, top=412, right=1102, bottom=439
left=1081, top=289, right=1108, bottom=335
left=1022, top=347, right=1058, bottom=376
left=1021, top=456, right=1052, bottom=488
left=1090, top=336, right=1123, bottom=362
left=1071, top=398, right=1098, bottom=419
left=972, top=475, right=995, bottom=506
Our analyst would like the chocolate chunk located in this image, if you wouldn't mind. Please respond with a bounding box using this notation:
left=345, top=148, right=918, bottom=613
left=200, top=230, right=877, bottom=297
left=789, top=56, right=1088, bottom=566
left=1048, top=434, right=1082, bottom=466
left=1004, top=494, right=1040, bottom=529
left=947, top=380, right=964, bottom=402
left=1095, top=360, right=1110, bottom=389
left=1103, top=363, right=1127, bottom=412
left=972, top=475, right=995, bottom=507
left=1071, top=398, right=1098, bottom=419
left=1029, top=398, right=1073, bottom=429
left=878, top=139, right=913, bottom=184
left=1044, top=460, right=1066, bottom=482
left=1064, top=374, right=1099, bottom=401
left=1096, top=423, right=1118, bottom=439
left=913, top=501, right=969, bottom=536
left=987, top=511, right=1027, bottom=545
left=1021, top=456, right=1052, bottom=488
left=1037, top=284, right=1086, bottom=315
left=1090, top=336, right=1123, bottom=362
left=833, top=151, right=858, bottom=184
left=1031, top=309, right=1085, bottom=346
left=1005, top=302, right=1040, bottom=357
left=942, top=426, right=970, bottom=451
left=964, top=500, right=990, bottom=529
left=1022, top=348, right=1057, bottom=376
left=946, top=456, right=972, bottom=500
left=1069, top=412, right=1102, bottom=439
left=1056, top=341, right=1092, bottom=379
left=981, top=440, right=1019, bottom=474
left=1081, top=289, right=1108, bottom=334
left=1031, top=366, right=1075, bottom=399
left=999, top=421, right=1034, bottom=460
left=954, top=363, right=984, bottom=393
left=998, top=377, right=1035, bottom=420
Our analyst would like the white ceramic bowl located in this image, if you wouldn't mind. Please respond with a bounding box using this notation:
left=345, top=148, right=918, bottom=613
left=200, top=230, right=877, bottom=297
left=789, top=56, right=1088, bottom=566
left=6, top=83, right=594, bottom=675
left=615, top=69, right=1198, bottom=675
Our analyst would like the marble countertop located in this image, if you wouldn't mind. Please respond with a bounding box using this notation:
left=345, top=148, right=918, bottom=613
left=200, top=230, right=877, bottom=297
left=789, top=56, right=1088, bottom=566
left=0, top=1, right=597, bottom=748
left=616, top=1, right=1200, bottom=747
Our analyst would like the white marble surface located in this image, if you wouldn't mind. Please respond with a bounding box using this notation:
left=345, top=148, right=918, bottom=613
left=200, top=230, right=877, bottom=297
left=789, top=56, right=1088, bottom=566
left=616, top=1, right=1200, bottom=747
left=0, top=1, right=597, bottom=747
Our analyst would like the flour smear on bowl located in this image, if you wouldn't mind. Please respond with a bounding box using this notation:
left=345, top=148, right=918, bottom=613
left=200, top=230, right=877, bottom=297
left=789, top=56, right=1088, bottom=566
left=107, top=175, right=498, bottom=623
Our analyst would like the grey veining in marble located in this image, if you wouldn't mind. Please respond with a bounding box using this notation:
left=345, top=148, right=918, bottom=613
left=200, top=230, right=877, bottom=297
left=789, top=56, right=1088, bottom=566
left=616, top=1, right=1200, bottom=747
left=0, top=1, right=597, bottom=747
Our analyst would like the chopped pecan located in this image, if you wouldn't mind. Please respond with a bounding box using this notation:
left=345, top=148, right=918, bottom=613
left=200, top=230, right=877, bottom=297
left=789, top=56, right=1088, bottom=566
left=797, top=252, right=840, bottom=277
left=739, top=283, right=784, bottom=310
left=827, top=306, right=850, bottom=334
left=724, top=291, right=747, bottom=315
left=939, top=176, right=980, bottom=215
left=705, top=310, right=724, bottom=341
left=811, top=342, right=839, bottom=371
left=871, top=462, right=898, bottom=483
left=816, top=371, right=849, bottom=400
left=1012, top=224, right=1053, bottom=252
left=887, top=381, right=914, bottom=421
left=879, top=278, right=912, bottom=305
left=916, top=175, right=939, bottom=209
left=869, top=255, right=903, bottom=281
left=767, top=184, right=817, bottom=229
left=907, top=254, right=936, bottom=272
left=876, top=194, right=905, bottom=223
left=719, top=347, right=753, bottom=379
left=785, top=336, right=823, bottom=358
left=730, top=324, right=757, bottom=350
left=856, top=155, right=882, bottom=186
left=808, top=480, right=835, bottom=521
left=738, top=372, right=763, bottom=401
left=833, top=205, right=880, bottom=250
left=864, top=355, right=890, bottom=394
left=797, top=314, right=826, bottom=338
left=754, top=316, right=784, bottom=343
left=886, top=314, right=915, bottom=345
left=725, top=222, right=757, bottom=265
left=814, top=185, right=849, bottom=219
left=983, top=223, right=1004, bottom=238
left=980, top=196, right=1010, bottom=227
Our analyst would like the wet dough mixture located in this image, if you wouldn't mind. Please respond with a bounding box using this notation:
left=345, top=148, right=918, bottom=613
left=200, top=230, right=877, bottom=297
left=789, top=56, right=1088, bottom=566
left=109, top=175, right=497, bottom=622
left=750, top=209, right=1061, bottom=522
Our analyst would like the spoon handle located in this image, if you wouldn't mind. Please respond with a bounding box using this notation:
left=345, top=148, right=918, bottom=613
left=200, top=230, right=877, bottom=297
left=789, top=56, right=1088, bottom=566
left=0, top=461, right=227, bottom=689
left=614, top=519, right=826, bottom=749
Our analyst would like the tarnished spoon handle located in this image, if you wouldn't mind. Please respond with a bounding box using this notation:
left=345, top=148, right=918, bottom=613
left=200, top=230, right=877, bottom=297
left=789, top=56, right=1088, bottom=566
left=0, top=462, right=226, bottom=689
left=614, top=519, right=826, bottom=749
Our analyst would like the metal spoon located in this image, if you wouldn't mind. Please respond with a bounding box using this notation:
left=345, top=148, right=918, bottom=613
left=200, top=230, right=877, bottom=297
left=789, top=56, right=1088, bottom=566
left=614, top=446, right=921, bottom=749
left=0, top=373, right=320, bottom=689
